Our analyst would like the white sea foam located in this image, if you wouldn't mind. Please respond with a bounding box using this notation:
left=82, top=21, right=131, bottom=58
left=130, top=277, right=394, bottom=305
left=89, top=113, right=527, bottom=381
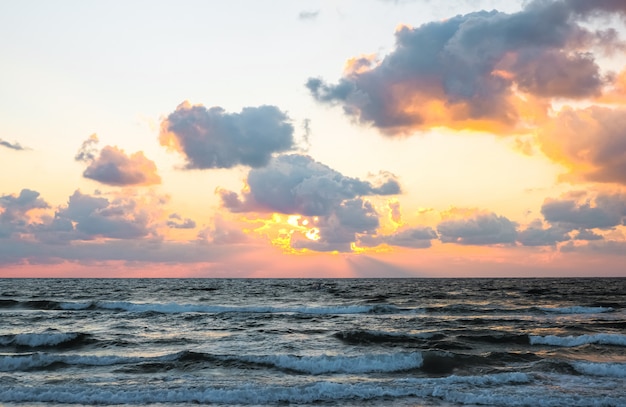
left=539, top=306, right=613, bottom=314
left=572, top=361, right=626, bottom=378
left=0, top=352, right=175, bottom=372
left=59, top=302, right=93, bottom=310
left=0, top=372, right=534, bottom=405
left=530, top=333, right=626, bottom=347
left=236, top=352, right=424, bottom=374
left=13, top=332, right=80, bottom=348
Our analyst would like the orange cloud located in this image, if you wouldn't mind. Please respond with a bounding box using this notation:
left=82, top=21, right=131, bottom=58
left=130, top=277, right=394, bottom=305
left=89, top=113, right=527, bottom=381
left=76, top=135, right=161, bottom=186
left=538, top=106, right=626, bottom=184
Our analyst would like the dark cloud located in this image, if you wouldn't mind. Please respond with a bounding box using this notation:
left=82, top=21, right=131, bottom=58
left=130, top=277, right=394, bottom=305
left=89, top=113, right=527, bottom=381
left=574, top=229, right=604, bottom=241
left=517, top=219, right=570, bottom=246
left=541, top=192, right=626, bottom=230
left=0, top=139, right=27, bottom=151
left=306, top=1, right=623, bottom=135
left=358, top=226, right=437, bottom=249
left=220, top=154, right=400, bottom=216
left=160, top=101, right=295, bottom=169
left=437, top=212, right=518, bottom=245
left=76, top=134, right=161, bottom=186
left=539, top=106, right=626, bottom=185
left=167, top=213, right=196, bottom=229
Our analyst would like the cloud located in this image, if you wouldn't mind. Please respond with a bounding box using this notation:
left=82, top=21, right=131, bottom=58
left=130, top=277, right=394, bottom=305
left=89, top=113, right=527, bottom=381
left=0, top=189, right=49, bottom=238
left=160, top=101, right=295, bottom=169
left=517, top=219, right=570, bottom=246
left=437, top=212, right=518, bottom=245
left=298, top=10, right=319, bottom=21
left=75, top=134, right=161, bottom=186
left=574, top=229, right=603, bottom=241
left=541, top=191, right=626, bottom=231
left=219, top=154, right=401, bottom=252
left=0, top=139, right=27, bottom=151
left=306, top=1, right=624, bottom=135
left=291, top=198, right=380, bottom=252
left=219, top=154, right=400, bottom=216
left=167, top=213, right=196, bottom=229
left=358, top=226, right=438, bottom=249
left=32, top=190, right=166, bottom=244
left=539, top=106, right=626, bottom=185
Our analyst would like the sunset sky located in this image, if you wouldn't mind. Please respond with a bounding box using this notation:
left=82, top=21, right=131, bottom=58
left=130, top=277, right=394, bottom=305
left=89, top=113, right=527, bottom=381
left=2, top=0, right=626, bottom=277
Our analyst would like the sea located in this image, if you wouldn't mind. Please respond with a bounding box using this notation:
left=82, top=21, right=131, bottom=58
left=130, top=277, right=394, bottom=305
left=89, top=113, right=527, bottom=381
left=0, top=278, right=625, bottom=407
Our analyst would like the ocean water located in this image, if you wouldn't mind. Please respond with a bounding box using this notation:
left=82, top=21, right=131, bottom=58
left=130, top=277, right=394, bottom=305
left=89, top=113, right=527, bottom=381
left=0, top=278, right=625, bottom=407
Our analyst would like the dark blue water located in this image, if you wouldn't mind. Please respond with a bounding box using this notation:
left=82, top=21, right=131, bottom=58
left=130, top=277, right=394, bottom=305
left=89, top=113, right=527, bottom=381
left=1, top=278, right=625, bottom=406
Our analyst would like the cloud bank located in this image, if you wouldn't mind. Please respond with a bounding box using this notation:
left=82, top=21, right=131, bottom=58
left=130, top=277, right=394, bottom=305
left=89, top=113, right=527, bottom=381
left=307, top=0, right=625, bottom=135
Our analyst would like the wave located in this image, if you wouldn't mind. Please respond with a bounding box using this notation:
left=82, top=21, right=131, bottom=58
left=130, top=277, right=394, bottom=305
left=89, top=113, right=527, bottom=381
left=0, top=372, right=534, bottom=405
left=0, top=331, right=93, bottom=349
left=233, top=352, right=424, bottom=374
left=0, top=350, right=424, bottom=374
left=7, top=371, right=619, bottom=406
left=0, top=351, right=182, bottom=372
left=571, top=361, right=626, bottom=378
left=530, top=333, right=626, bottom=347
left=94, top=301, right=405, bottom=315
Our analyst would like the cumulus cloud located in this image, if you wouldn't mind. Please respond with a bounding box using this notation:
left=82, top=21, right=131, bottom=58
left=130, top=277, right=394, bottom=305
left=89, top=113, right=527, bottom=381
left=218, top=154, right=401, bottom=252
left=0, top=189, right=49, bottom=238
left=306, top=0, right=624, bottom=135
left=0, top=139, right=27, bottom=151
left=75, top=134, right=161, bottom=186
left=219, top=154, right=400, bottom=216
left=437, top=212, right=518, bottom=245
left=539, top=106, right=626, bottom=185
left=160, top=101, right=295, bottom=169
left=541, top=191, right=626, bottom=231
left=57, top=190, right=156, bottom=239
left=291, top=198, right=380, bottom=252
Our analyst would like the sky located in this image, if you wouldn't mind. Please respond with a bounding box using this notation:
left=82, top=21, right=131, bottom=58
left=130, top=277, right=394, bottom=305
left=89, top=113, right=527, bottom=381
left=1, top=0, right=626, bottom=278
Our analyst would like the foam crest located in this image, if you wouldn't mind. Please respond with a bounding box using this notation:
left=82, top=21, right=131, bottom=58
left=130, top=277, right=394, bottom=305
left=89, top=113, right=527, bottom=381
left=0, top=372, right=533, bottom=405
left=237, top=352, right=424, bottom=374
left=530, top=333, right=626, bottom=347
left=0, top=352, right=174, bottom=372
left=59, top=302, right=93, bottom=310
left=572, top=361, right=626, bottom=378
left=13, top=332, right=81, bottom=348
